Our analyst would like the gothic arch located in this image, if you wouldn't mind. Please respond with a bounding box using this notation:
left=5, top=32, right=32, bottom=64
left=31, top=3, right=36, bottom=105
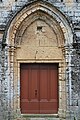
left=15, top=11, right=64, bottom=47
left=2, top=0, right=73, bottom=45
left=3, top=0, right=73, bottom=118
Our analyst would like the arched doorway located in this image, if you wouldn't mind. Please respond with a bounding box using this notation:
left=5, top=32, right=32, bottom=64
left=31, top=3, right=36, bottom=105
left=15, top=12, right=64, bottom=114
left=3, top=0, right=73, bottom=118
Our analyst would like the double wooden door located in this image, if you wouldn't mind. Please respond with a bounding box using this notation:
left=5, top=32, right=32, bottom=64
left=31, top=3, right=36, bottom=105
left=20, top=63, right=58, bottom=114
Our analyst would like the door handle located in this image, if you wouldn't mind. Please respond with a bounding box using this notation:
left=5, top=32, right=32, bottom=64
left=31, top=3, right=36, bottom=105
left=35, top=90, right=37, bottom=96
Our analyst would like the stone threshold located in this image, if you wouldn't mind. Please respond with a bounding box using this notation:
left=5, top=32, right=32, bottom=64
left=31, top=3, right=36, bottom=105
left=22, top=114, right=59, bottom=118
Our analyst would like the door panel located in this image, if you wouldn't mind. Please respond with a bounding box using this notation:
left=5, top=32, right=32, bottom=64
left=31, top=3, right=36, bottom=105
left=39, top=65, right=49, bottom=114
left=49, top=66, right=58, bottom=113
left=28, top=65, right=39, bottom=113
left=39, top=64, right=58, bottom=114
left=20, top=65, right=29, bottom=113
left=20, top=63, right=58, bottom=114
left=40, top=68, right=48, bottom=100
left=20, top=64, right=39, bottom=114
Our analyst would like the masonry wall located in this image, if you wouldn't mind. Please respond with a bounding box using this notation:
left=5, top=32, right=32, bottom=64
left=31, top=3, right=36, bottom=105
left=0, top=0, right=80, bottom=120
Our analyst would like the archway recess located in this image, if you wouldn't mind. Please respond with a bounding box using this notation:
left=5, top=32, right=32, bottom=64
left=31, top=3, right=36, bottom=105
left=3, top=0, right=73, bottom=118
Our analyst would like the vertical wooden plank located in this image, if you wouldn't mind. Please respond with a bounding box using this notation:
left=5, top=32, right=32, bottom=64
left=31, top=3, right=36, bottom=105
left=28, top=64, right=39, bottom=113
left=49, top=64, right=58, bottom=113
left=20, top=64, right=29, bottom=113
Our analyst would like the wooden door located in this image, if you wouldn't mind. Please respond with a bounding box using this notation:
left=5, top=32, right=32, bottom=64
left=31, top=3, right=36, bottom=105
left=39, top=64, right=58, bottom=114
left=20, top=63, right=58, bottom=114
left=20, top=64, right=39, bottom=113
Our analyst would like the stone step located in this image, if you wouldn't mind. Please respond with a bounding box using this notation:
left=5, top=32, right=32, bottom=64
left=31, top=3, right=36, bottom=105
left=30, top=118, right=59, bottom=120
left=24, top=118, right=60, bottom=120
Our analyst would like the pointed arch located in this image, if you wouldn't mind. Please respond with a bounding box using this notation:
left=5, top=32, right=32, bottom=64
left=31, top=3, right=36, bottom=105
left=2, top=0, right=73, bottom=46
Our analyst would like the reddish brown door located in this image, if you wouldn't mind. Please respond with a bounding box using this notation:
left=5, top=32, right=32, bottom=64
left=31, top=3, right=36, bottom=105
left=20, top=64, right=39, bottom=113
left=20, top=63, right=58, bottom=114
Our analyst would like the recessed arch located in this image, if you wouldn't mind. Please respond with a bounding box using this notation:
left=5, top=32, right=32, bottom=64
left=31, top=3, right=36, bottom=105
left=15, top=11, right=64, bottom=47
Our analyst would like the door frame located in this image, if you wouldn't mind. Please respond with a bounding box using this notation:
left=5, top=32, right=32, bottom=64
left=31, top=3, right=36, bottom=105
left=16, top=59, right=66, bottom=116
